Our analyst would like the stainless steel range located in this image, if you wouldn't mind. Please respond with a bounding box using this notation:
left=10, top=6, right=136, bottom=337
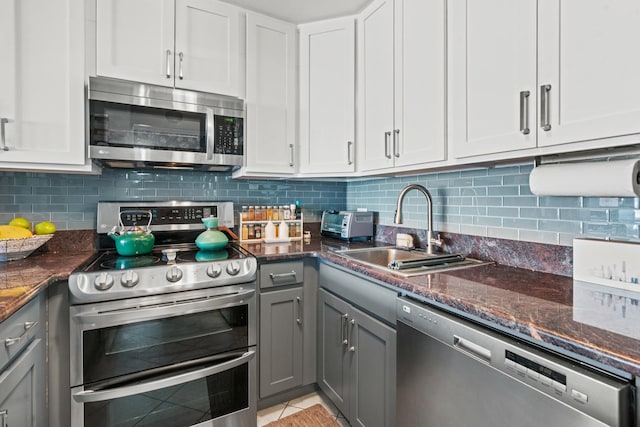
left=68, top=201, right=257, bottom=427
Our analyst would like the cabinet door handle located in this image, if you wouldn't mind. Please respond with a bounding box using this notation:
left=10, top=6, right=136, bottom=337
left=269, top=271, right=296, bottom=281
left=5, top=321, right=38, bottom=347
left=384, top=131, right=392, bottom=159
left=296, top=296, right=303, bottom=325
left=0, top=118, right=11, bottom=151
left=340, top=314, right=348, bottom=345
left=519, top=91, right=530, bottom=135
left=0, top=409, right=7, bottom=427
left=347, top=141, right=353, bottom=165
left=393, top=129, right=400, bottom=157
left=178, top=52, right=184, bottom=80
left=540, top=84, right=552, bottom=131
left=347, top=318, right=355, bottom=352
left=165, top=49, right=172, bottom=78
left=288, top=144, right=294, bottom=167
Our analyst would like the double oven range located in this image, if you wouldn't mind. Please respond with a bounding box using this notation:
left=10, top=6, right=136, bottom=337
left=68, top=201, right=257, bottom=427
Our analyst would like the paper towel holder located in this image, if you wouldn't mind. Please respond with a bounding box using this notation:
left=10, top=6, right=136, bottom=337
left=533, top=144, right=640, bottom=167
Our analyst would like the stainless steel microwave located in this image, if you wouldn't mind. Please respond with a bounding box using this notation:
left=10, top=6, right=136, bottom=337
left=88, top=77, right=244, bottom=171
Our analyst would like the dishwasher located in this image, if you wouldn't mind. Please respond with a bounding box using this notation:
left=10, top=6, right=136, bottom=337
left=396, top=297, right=635, bottom=427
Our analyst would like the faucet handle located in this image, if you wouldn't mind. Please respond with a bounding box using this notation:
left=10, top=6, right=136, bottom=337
left=430, top=233, right=443, bottom=248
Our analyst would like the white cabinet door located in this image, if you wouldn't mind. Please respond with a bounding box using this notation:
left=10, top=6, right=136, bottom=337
left=96, top=0, right=175, bottom=87
left=175, top=0, right=240, bottom=96
left=449, top=0, right=537, bottom=158
left=299, top=17, right=355, bottom=175
left=244, top=13, right=296, bottom=174
left=0, top=0, right=87, bottom=168
left=394, top=0, right=446, bottom=167
left=538, top=0, right=640, bottom=147
left=357, top=0, right=395, bottom=172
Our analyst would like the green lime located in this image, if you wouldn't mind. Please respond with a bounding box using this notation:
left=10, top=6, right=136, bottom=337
left=9, top=217, right=31, bottom=230
left=34, top=221, right=56, bottom=235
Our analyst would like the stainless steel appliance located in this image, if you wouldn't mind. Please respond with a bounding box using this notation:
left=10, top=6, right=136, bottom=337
left=396, top=297, right=634, bottom=427
left=88, top=77, right=244, bottom=171
left=320, top=210, right=374, bottom=241
left=68, top=201, right=257, bottom=427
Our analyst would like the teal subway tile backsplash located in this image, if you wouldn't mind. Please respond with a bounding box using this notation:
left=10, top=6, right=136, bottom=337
left=0, top=169, right=347, bottom=230
left=347, top=162, right=640, bottom=245
left=2, top=160, right=640, bottom=246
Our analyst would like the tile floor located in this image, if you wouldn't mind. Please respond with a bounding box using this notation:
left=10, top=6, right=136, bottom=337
left=257, top=391, right=351, bottom=426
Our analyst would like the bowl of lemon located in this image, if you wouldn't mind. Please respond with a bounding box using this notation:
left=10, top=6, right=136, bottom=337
left=0, top=218, right=56, bottom=262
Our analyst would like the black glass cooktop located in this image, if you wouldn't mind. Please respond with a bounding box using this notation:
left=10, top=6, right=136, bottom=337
left=85, top=244, right=248, bottom=272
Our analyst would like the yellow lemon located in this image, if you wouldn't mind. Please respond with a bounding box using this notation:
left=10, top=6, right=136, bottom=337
left=0, top=225, right=33, bottom=239
left=34, top=221, right=56, bottom=235
left=9, top=217, right=31, bottom=230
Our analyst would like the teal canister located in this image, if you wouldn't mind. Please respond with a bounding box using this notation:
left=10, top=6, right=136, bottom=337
left=195, top=217, right=229, bottom=251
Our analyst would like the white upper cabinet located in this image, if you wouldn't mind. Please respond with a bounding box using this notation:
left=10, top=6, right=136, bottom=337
left=299, top=17, right=356, bottom=175
left=451, top=0, right=640, bottom=159
left=537, top=0, right=640, bottom=147
left=449, top=0, right=537, bottom=158
left=358, top=0, right=447, bottom=172
left=358, top=0, right=395, bottom=171
left=240, top=12, right=296, bottom=175
left=0, top=0, right=91, bottom=171
left=96, top=0, right=241, bottom=97
left=393, top=0, right=447, bottom=168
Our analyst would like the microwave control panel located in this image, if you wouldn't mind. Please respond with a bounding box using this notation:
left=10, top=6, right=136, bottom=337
left=214, top=115, right=243, bottom=155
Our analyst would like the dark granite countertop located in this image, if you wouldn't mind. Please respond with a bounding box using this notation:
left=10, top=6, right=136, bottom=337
left=2, top=230, right=639, bottom=379
left=242, top=236, right=640, bottom=378
left=0, top=231, right=96, bottom=323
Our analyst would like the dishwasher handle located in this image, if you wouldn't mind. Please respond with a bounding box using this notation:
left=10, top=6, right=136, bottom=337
left=453, top=335, right=492, bottom=363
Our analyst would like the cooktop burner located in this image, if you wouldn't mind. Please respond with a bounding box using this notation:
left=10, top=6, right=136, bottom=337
left=85, top=244, right=247, bottom=273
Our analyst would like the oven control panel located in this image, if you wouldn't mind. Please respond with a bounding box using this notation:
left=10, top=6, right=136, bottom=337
left=97, top=201, right=235, bottom=233
left=69, top=257, right=257, bottom=304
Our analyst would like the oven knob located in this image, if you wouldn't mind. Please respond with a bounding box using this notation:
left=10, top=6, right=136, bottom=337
left=166, top=266, right=183, bottom=283
left=120, top=271, right=140, bottom=288
left=226, top=261, right=241, bottom=276
left=94, top=273, right=114, bottom=291
left=206, top=264, right=222, bottom=278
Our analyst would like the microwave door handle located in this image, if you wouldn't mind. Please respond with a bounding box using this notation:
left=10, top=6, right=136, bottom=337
left=72, top=289, right=255, bottom=325
left=72, top=350, right=255, bottom=403
left=206, top=108, right=215, bottom=160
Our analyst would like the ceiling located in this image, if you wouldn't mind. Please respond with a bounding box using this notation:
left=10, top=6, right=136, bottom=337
left=221, top=0, right=372, bottom=24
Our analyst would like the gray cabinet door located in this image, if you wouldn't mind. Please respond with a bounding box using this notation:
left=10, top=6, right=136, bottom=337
left=259, top=287, right=304, bottom=397
left=318, top=288, right=351, bottom=417
left=350, top=306, right=396, bottom=427
left=0, top=338, right=46, bottom=427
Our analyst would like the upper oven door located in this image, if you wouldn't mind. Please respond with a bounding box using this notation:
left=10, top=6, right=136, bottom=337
left=69, top=286, right=256, bottom=388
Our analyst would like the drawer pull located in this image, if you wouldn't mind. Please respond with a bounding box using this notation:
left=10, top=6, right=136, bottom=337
left=4, top=321, right=38, bottom=347
left=0, top=409, right=7, bottom=427
left=269, top=271, right=297, bottom=281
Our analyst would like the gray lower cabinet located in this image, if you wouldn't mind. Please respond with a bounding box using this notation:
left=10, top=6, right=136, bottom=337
left=0, top=295, right=46, bottom=427
left=259, top=259, right=317, bottom=399
left=259, top=286, right=304, bottom=397
left=318, top=287, right=396, bottom=427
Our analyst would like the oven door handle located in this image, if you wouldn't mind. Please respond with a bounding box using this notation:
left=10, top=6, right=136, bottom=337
left=72, top=350, right=255, bottom=403
left=73, top=289, right=255, bottom=325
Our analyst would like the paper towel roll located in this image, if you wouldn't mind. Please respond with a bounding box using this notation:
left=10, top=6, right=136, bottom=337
left=529, top=159, right=640, bottom=197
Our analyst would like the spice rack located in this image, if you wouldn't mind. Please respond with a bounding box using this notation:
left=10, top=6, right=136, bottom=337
left=239, top=208, right=303, bottom=242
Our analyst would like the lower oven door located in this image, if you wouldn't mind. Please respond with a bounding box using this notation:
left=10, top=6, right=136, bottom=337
left=69, top=285, right=256, bottom=427
left=71, top=349, right=256, bottom=427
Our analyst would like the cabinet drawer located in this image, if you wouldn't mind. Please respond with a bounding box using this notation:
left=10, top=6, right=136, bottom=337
left=0, top=296, right=43, bottom=371
left=260, top=261, right=304, bottom=288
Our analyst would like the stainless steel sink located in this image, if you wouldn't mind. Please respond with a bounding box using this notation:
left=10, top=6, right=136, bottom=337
left=334, top=246, right=491, bottom=277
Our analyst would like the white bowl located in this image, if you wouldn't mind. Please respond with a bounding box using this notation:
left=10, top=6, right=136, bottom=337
left=0, top=234, right=54, bottom=262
